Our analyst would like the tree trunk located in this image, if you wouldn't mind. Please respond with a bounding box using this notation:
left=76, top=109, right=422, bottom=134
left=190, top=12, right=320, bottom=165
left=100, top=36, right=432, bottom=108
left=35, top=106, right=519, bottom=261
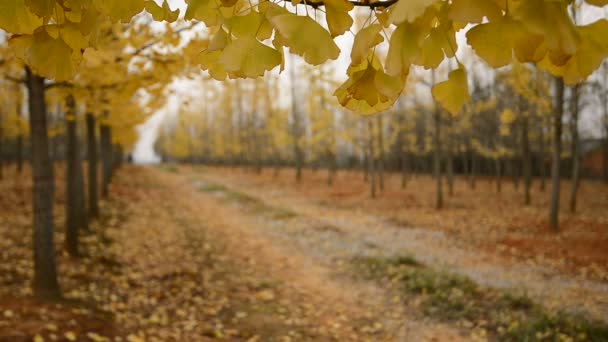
left=569, top=84, right=580, bottom=213
left=470, top=150, right=477, bottom=190
left=289, top=55, right=303, bottom=183
left=539, top=116, right=547, bottom=191
left=0, top=120, right=3, bottom=180
left=86, top=113, right=99, bottom=218
left=401, top=151, right=408, bottom=189
left=495, top=157, right=502, bottom=193
left=376, top=115, right=385, bottom=191
left=446, top=142, right=454, bottom=196
left=433, top=109, right=443, bottom=209
left=26, top=68, right=61, bottom=300
left=65, top=95, right=80, bottom=257
left=549, top=77, right=564, bottom=230
left=367, top=119, right=376, bottom=198
left=522, top=115, right=532, bottom=205
left=100, top=124, right=112, bottom=198
left=16, top=134, right=24, bottom=173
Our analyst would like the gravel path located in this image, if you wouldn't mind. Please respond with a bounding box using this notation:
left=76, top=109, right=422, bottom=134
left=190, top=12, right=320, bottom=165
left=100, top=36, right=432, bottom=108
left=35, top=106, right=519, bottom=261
left=196, top=170, right=608, bottom=324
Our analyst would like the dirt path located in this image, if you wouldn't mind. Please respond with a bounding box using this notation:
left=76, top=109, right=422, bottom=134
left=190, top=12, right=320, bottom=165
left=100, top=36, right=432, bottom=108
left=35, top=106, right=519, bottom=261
left=124, top=167, right=465, bottom=341
left=191, top=167, right=608, bottom=324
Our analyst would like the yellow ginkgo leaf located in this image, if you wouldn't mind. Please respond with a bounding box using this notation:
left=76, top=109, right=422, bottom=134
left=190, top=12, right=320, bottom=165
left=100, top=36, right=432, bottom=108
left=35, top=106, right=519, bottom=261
left=9, top=27, right=78, bottom=81
left=335, top=56, right=405, bottom=115
left=94, top=0, right=145, bottom=23
left=351, top=24, right=383, bottom=65
left=448, top=0, right=502, bottom=24
left=512, top=0, right=579, bottom=57
left=24, top=0, right=56, bottom=18
left=388, top=0, right=438, bottom=25
left=225, top=11, right=272, bottom=40
left=145, top=0, right=179, bottom=22
left=416, top=27, right=454, bottom=69
left=432, top=67, right=470, bottom=115
left=466, top=18, right=517, bottom=68
left=270, top=14, right=339, bottom=65
left=217, top=37, right=281, bottom=78
left=538, top=19, right=608, bottom=85
left=386, top=22, right=422, bottom=76
left=0, top=0, right=43, bottom=35
left=324, top=0, right=354, bottom=37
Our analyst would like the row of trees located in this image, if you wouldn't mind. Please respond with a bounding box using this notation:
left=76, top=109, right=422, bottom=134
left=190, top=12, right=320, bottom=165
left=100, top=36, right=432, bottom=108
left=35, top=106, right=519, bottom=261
left=156, top=60, right=608, bottom=225
left=0, top=17, right=185, bottom=299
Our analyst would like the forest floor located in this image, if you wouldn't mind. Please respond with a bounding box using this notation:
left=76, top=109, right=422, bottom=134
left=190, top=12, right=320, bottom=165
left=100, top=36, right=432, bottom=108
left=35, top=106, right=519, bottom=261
left=0, top=164, right=607, bottom=341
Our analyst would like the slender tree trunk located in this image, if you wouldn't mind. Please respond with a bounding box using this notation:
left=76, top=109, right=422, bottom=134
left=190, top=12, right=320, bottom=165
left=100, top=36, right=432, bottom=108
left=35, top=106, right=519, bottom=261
left=376, top=115, right=385, bottom=191
left=86, top=113, right=99, bottom=218
left=26, top=68, right=61, bottom=300
left=363, top=150, right=369, bottom=182
left=495, top=157, right=502, bottom=193
left=470, top=149, right=477, bottom=190
left=65, top=95, right=80, bottom=257
left=0, top=120, right=3, bottom=180
left=16, top=134, right=24, bottom=173
left=540, top=116, right=547, bottom=191
left=522, top=115, right=532, bottom=205
left=100, top=124, right=112, bottom=198
left=289, top=56, right=303, bottom=183
left=569, top=84, right=581, bottom=212
left=550, top=77, right=564, bottom=230
left=434, top=109, right=443, bottom=209
left=446, top=142, right=454, bottom=196
left=401, top=151, right=408, bottom=189
left=367, top=119, right=376, bottom=198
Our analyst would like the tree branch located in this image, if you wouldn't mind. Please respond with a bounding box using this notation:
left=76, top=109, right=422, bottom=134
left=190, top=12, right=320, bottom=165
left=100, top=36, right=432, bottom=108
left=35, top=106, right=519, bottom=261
left=285, top=0, right=399, bottom=9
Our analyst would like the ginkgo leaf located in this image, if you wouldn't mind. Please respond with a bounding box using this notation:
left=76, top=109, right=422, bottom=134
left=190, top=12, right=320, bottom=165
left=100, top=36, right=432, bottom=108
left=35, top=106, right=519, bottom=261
left=386, top=22, right=422, bottom=76
left=217, top=37, right=281, bottom=78
left=0, top=0, right=43, bottom=35
left=432, top=67, right=470, bottom=115
left=270, top=14, right=339, bottom=65
left=324, top=0, right=354, bottom=37
left=538, top=19, right=608, bottom=85
left=389, top=0, right=438, bottom=25
left=416, top=27, right=454, bottom=69
left=512, top=0, right=579, bottom=57
left=9, top=27, right=78, bottom=81
left=226, top=11, right=273, bottom=40
left=466, top=18, right=516, bottom=68
left=24, top=0, right=56, bottom=18
left=145, top=0, right=179, bottom=22
left=448, top=0, right=502, bottom=24
left=351, top=24, right=383, bottom=65
left=94, top=0, right=146, bottom=23
left=335, top=56, right=405, bottom=115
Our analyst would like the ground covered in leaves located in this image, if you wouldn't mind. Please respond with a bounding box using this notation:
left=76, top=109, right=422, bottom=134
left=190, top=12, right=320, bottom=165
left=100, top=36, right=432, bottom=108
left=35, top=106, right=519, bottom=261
left=1, top=164, right=607, bottom=341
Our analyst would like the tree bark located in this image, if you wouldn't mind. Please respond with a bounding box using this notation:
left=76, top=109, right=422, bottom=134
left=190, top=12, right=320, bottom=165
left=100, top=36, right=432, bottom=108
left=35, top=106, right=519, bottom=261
left=522, top=115, right=532, bottom=205
left=100, top=123, right=112, bottom=198
left=539, top=116, right=547, bottom=192
left=446, top=139, right=454, bottom=196
left=434, top=108, right=443, bottom=209
left=376, top=115, right=385, bottom=191
left=0, top=119, right=3, bottom=180
left=569, top=84, right=581, bottom=213
left=65, top=95, right=80, bottom=257
left=495, top=157, right=502, bottom=193
left=367, top=119, right=376, bottom=198
left=26, top=68, right=61, bottom=300
left=86, top=113, right=99, bottom=218
left=289, top=56, right=303, bottom=183
left=401, top=151, right=408, bottom=189
left=549, top=77, right=564, bottom=230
